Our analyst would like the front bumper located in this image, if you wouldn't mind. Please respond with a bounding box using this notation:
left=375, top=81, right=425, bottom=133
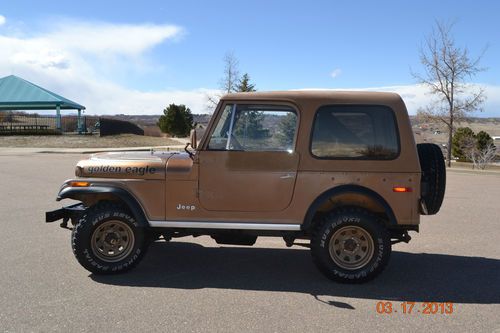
left=46, top=203, right=87, bottom=227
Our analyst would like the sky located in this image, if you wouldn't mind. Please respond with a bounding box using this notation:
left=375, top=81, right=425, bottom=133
left=0, top=0, right=499, bottom=116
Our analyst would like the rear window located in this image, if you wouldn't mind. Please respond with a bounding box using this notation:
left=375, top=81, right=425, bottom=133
left=310, top=105, right=399, bottom=160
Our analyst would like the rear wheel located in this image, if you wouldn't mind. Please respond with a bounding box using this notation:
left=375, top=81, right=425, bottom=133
left=72, top=202, right=148, bottom=274
left=311, top=208, right=391, bottom=283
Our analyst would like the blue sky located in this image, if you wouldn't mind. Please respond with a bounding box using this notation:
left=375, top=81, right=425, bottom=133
left=0, top=0, right=499, bottom=115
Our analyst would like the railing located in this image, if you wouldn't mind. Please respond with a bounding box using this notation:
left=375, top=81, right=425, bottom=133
left=0, top=113, right=99, bottom=134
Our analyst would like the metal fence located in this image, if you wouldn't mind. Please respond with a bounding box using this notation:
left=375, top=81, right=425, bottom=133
left=0, top=113, right=99, bottom=134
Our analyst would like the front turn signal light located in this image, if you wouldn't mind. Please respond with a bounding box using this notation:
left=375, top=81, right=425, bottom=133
left=70, top=181, right=90, bottom=187
left=393, top=186, right=412, bottom=193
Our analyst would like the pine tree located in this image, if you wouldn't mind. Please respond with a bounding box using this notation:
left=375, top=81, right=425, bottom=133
left=236, top=73, right=256, bottom=92
left=158, top=104, right=193, bottom=137
left=476, top=131, right=495, bottom=151
left=277, top=113, right=297, bottom=147
left=233, top=73, right=266, bottom=140
left=452, top=127, right=475, bottom=160
left=235, top=111, right=269, bottom=140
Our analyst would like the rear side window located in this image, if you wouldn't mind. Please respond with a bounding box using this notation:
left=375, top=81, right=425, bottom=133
left=310, top=105, right=399, bottom=160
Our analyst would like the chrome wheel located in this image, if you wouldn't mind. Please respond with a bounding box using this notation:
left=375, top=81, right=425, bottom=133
left=91, top=220, right=135, bottom=262
left=329, top=226, right=374, bottom=270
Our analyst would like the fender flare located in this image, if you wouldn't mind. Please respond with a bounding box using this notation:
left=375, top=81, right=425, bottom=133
left=57, top=186, right=149, bottom=227
left=301, top=184, right=397, bottom=231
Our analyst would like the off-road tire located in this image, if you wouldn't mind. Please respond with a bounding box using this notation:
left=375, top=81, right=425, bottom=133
left=71, top=202, right=148, bottom=274
left=417, top=143, right=446, bottom=215
left=311, top=208, right=391, bottom=283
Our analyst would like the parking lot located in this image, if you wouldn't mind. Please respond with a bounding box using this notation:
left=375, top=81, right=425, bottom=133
left=0, top=152, right=499, bottom=332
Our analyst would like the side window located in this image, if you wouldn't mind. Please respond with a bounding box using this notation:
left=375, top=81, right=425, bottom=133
left=208, top=104, right=298, bottom=152
left=310, top=105, right=399, bottom=159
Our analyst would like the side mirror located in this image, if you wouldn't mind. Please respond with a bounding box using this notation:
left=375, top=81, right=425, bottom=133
left=190, top=128, right=197, bottom=149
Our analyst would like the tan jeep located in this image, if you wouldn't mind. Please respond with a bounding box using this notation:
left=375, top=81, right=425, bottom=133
left=46, top=91, right=446, bottom=283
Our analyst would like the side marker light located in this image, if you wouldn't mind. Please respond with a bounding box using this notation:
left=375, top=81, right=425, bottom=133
left=70, top=181, right=90, bottom=187
left=393, top=187, right=412, bottom=193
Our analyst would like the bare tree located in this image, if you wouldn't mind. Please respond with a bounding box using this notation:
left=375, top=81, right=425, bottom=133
left=220, top=51, right=240, bottom=94
left=464, top=142, right=497, bottom=170
left=413, top=21, right=487, bottom=167
left=206, top=52, right=241, bottom=111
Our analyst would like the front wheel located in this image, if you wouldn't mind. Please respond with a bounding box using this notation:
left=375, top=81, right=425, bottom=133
left=311, top=208, right=391, bottom=283
left=71, top=202, right=149, bottom=274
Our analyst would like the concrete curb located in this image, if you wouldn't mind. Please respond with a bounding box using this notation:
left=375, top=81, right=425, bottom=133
left=0, top=145, right=186, bottom=155
left=446, top=167, right=500, bottom=176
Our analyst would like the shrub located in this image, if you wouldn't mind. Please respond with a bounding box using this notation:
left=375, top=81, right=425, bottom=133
left=158, top=104, right=193, bottom=137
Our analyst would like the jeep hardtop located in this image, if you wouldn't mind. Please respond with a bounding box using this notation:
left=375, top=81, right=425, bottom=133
left=46, top=91, right=446, bottom=283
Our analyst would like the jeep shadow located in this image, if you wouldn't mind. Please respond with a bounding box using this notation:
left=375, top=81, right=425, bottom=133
left=91, top=240, right=500, bottom=305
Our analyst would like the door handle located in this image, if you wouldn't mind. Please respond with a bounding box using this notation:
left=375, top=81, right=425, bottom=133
left=280, top=174, right=295, bottom=179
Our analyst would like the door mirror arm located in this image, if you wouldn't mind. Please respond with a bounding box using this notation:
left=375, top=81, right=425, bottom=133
left=190, top=128, right=197, bottom=149
left=184, top=142, right=195, bottom=159
left=184, top=128, right=198, bottom=159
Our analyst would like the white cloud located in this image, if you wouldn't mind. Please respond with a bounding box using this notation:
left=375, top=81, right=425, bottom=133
left=330, top=68, right=342, bottom=79
left=45, top=21, right=183, bottom=56
left=0, top=20, right=183, bottom=70
left=0, top=19, right=219, bottom=115
left=60, top=76, right=219, bottom=115
left=4, top=36, right=71, bottom=70
left=0, top=15, right=5, bottom=26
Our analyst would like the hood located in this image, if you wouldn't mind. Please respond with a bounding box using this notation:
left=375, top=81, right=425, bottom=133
left=76, top=150, right=180, bottom=180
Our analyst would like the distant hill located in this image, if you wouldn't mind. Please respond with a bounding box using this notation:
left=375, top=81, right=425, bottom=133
left=410, top=116, right=500, bottom=145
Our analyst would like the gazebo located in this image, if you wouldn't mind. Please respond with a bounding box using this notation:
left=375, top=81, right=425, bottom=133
left=0, top=75, right=86, bottom=132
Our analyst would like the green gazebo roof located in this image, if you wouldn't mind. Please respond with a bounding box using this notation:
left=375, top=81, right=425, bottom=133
left=0, top=75, right=85, bottom=111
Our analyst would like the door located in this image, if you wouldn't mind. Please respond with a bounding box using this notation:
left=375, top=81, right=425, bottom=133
left=198, top=103, right=299, bottom=212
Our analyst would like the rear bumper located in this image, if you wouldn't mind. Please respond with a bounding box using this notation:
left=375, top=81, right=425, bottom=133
left=45, top=203, right=86, bottom=223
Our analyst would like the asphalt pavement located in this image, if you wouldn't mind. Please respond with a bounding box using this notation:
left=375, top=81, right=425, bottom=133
left=0, top=152, right=499, bottom=332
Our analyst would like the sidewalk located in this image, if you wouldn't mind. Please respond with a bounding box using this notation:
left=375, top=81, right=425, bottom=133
left=446, top=166, right=500, bottom=176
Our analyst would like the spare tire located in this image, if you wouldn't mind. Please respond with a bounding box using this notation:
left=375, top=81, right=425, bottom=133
left=417, top=143, right=446, bottom=215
